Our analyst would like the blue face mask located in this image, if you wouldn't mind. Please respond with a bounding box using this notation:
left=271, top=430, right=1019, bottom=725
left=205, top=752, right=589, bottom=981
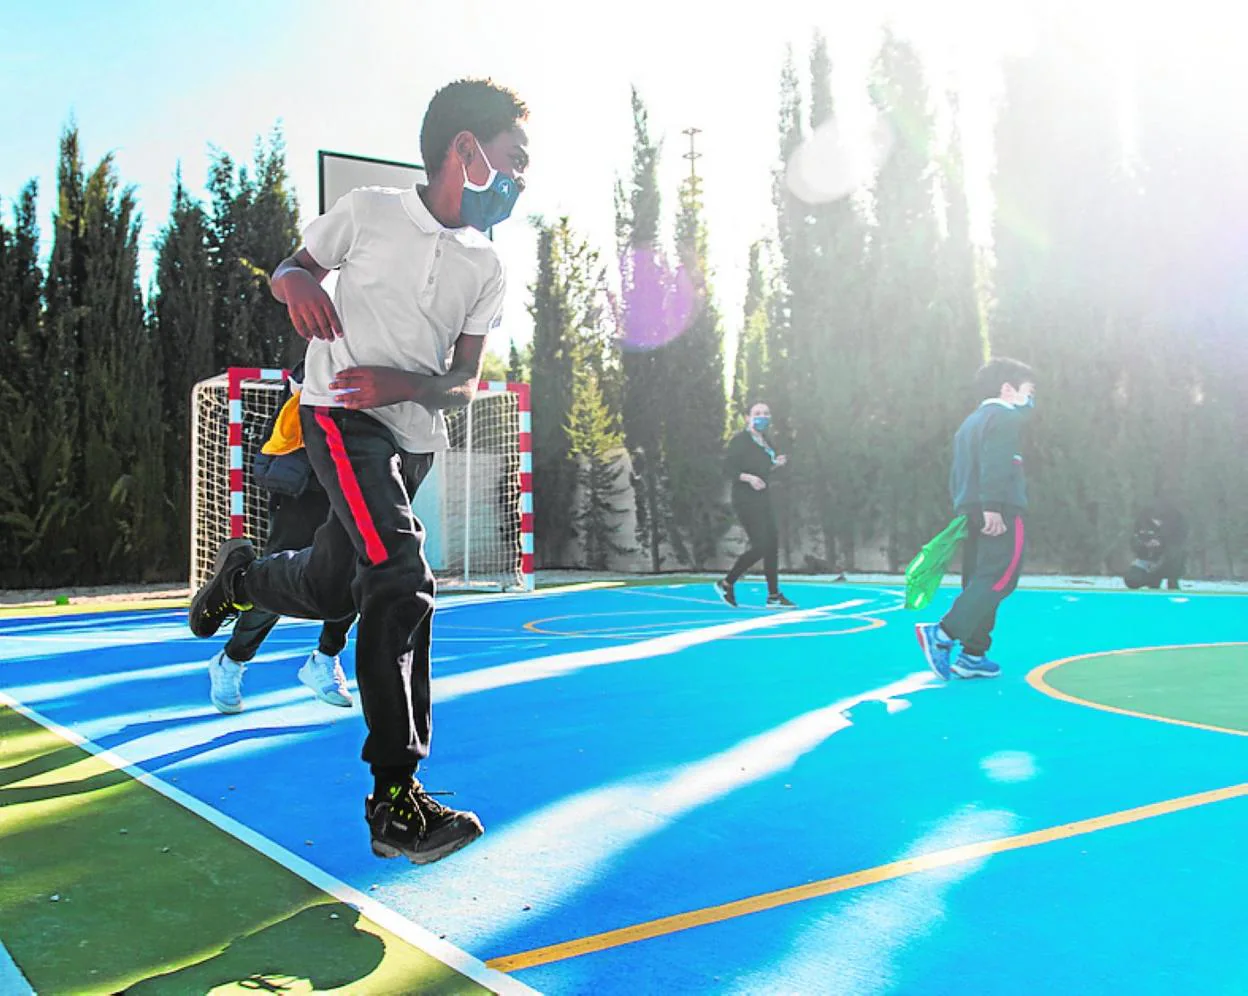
left=752, top=416, right=771, bottom=432
left=460, top=141, right=521, bottom=232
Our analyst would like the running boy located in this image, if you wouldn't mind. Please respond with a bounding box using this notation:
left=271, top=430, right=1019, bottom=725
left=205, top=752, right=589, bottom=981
left=188, top=79, right=529, bottom=865
left=916, top=357, right=1036, bottom=680
left=207, top=363, right=355, bottom=715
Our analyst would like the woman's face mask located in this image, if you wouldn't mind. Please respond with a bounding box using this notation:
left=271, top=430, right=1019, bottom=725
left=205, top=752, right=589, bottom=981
left=752, top=415, right=771, bottom=432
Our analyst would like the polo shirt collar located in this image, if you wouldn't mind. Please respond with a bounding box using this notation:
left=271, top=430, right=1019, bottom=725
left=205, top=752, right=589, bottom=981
left=401, top=186, right=493, bottom=248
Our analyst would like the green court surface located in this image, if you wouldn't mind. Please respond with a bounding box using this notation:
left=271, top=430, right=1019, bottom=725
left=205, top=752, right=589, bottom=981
left=0, top=706, right=488, bottom=996
left=1034, top=643, right=1248, bottom=735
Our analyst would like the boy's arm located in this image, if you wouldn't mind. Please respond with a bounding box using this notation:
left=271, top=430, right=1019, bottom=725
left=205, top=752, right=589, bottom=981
left=272, top=248, right=343, bottom=342
left=977, top=411, right=1023, bottom=524
left=272, top=191, right=355, bottom=342
left=329, top=335, right=488, bottom=411
left=329, top=259, right=504, bottom=411
left=327, top=251, right=504, bottom=411
left=272, top=248, right=331, bottom=293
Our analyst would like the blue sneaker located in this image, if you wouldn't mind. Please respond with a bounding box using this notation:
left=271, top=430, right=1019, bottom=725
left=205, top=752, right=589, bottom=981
left=951, top=653, right=1001, bottom=679
left=915, top=623, right=955, bottom=681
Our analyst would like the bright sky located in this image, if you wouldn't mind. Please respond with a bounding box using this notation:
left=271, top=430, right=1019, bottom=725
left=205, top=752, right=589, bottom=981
left=3, top=0, right=1193, bottom=365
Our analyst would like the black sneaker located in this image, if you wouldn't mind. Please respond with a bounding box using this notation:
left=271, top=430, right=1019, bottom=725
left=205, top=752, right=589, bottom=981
left=714, top=579, right=737, bottom=607
left=366, top=781, right=484, bottom=865
left=189, top=538, right=256, bottom=638
left=766, top=592, right=796, bottom=608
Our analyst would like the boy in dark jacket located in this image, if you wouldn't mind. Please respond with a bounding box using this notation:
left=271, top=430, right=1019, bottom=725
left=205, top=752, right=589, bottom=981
left=916, top=357, right=1036, bottom=680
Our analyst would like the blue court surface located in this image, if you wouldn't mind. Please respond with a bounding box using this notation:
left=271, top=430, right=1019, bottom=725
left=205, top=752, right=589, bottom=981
left=2, top=581, right=1247, bottom=994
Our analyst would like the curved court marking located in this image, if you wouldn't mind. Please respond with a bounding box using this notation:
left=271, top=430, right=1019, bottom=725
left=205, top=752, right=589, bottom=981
left=619, top=584, right=906, bottom=613
left=619, top=587, right=779, bottom=611
left=0, top=690, right=536, bottom=996
left=487, top=779, right=1248, bottom=973
left=523, top=587, right=905, bottom=641
left=1027, top=642, right=1248, bottom=738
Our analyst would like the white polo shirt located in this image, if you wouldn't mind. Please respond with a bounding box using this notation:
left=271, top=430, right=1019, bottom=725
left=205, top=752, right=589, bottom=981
left=299, top=185, right=506, bottom=453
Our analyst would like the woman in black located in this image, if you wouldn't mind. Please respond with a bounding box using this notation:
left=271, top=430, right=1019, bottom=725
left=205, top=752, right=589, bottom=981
left=716, top=402, right=795, bottom=608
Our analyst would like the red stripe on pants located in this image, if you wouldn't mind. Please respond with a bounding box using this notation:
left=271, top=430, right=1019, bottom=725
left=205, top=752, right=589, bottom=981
left=315, top=407, right=389, bottom=565
left=992, top=516, right=1025, bottom=592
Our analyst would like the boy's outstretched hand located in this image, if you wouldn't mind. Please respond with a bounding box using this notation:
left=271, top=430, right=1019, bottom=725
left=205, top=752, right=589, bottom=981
left=982, top=511, right=1007, bottom=537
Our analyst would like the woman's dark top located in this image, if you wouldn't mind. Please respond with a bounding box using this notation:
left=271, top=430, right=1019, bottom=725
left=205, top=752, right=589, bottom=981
left=725, top=429, right=782, bottom=505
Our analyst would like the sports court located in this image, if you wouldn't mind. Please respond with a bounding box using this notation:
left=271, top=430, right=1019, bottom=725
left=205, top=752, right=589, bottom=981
left=2, top=579, right=1245, bottom=994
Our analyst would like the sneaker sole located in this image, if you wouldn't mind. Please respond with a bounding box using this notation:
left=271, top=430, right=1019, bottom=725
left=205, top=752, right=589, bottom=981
left=189, top=538, right=254, bottom=638
left=371, top=824, right=484, bottom=865
left=915, top=626, right=951, bottom=681
left=210, top=696, right=243, bottom=715
left=297, top=668, right=353, bottom=707
left=950, top=664, right=1000, bottom=680
left=713, top=585, right=737, bottom=608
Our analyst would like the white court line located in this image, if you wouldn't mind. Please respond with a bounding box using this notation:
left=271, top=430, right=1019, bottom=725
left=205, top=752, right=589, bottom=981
left=6, top=649, right=305, bottom=706
left=0, top=623, right=199, bottom=658
left=435, top=581, right=622, bottom=610
left=432, top=601, right=868, bottom=704
left=0, top=611, right=188, bottom=634
left=435, top=636, right=566, bottom=647
left=0, top=690, right=537, bottom=996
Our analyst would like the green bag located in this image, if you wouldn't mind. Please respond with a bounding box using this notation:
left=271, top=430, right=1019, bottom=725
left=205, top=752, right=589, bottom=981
left=904, top=515, right=969, bottom=610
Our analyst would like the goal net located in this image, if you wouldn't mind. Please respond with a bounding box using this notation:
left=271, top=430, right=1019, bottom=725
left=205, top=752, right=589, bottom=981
left=190, top=368, right=533, bottom=593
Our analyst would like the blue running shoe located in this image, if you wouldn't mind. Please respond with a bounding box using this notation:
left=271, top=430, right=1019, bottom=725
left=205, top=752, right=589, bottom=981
left=916, top=622, right=955, bottom=681
left=952, top=653, right=1001, bottom=679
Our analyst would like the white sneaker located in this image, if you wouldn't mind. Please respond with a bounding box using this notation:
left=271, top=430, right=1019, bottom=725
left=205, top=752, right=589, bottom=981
left=297, top=651, right=353, bottom=707
left=208, top=650, right=245, bottom=714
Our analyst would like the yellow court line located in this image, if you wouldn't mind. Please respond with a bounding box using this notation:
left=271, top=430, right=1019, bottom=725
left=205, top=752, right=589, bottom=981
left=620, top=587, right=777, bottom=611
left=0, top=579, right=624, bottom=622
left=487, top=780, right=1248, bottom=973
left=1027, top=642, right=1248, bottom=738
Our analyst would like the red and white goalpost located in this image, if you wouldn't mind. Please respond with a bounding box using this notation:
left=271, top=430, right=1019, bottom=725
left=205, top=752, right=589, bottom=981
left=190, top=368, right=533, bottom=593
